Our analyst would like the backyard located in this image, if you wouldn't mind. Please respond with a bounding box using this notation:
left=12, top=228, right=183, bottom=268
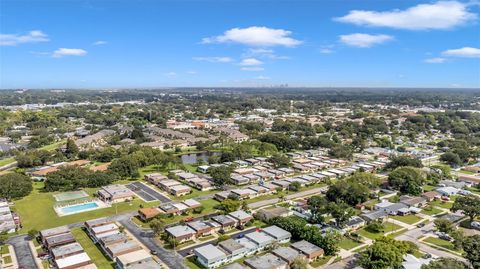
left=358, top=222, right=403, bottom=240
left=390, top=214, right=423, bottom=225
left=72, top=227, right=115, bottom=269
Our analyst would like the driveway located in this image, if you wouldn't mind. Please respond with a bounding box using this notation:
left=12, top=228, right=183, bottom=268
left=118, top=215, right=188, bottom=269
left=7, top=235, right=38, bottom=269
left=126, top=181, right=171, bottom=202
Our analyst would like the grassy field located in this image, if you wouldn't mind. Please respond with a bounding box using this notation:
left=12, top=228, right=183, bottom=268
left=423, top=237, right=456, bottom=252
left=72, top=227, right=115, bottom=269
left=0, top=245, right=9, bottom=254
left=12, top=182, right=159, bottom=233
left=338, top=237, right=363, bottom=250
left=421, top=207, right=444, bottom=216
left=358, top=222, right=403, bottom=240
left=0, top=157, right=15, bottom=167
left=391, top=214, right=423, bottom=225
left=430, top=200, right=453, bottom=209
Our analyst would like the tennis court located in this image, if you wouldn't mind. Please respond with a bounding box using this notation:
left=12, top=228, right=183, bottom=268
left=53, top=190, right=89, bottom=202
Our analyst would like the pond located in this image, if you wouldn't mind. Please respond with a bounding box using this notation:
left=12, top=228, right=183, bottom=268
left=180, top=151, right=221, bottom=164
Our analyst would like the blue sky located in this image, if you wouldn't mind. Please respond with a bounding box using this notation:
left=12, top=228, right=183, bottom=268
left=1, top=0, right=479, bottom=88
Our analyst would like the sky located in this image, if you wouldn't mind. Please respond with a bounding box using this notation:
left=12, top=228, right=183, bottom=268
left=1, top=0, right=480, bottom=89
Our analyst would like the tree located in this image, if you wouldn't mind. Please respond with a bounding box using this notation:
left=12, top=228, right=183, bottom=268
left=326, top=179, right=370, bottom=206
left=64, top=138, right=79, bottom=158
left=288, top=181, right=301, bottom=192
left=108, top=156, right=140, bottom=178
left=365, top=221, right=385, bottom=233
left=215, top=199, right=240, bottom=213
left=308, top=195, right=328, bottom=223
left=209, top=166, right=233, bottom=187
left=328, top=202, right=356, bottom=228
left=358, top=237, right=409, bottom=269
left=0, top=173, right=33, bottom=199
left=291, top=257, right=309, bottom=269
left=440, top=152, right=462, bottom=167
left=386, top=156, right=423, bottom=170
left=421, top=258, right=467, bottom=269
left=28, top=229, right=39, bottom=240
left=328, top=144, right=352, bottom=159
left=388, top=166, right=425, bottom=195
left=149, top=219, right=165, bottom=236
left=434, top=219, right=455, bottom=234
left=462, top=235, right=480, bottom=269
left=452, top=195, right=480, bottom=222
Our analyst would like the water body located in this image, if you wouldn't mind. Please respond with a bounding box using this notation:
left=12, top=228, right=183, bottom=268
left=180, top=151, right=220, bottom=164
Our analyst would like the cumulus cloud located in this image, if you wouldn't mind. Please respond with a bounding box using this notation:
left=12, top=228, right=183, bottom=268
left=193, top=56, right=234, bottom=63
left=255, top=75, right=270, bottom=80
left=424, top=57, right=446, bottom=63
left=442, top=47, right=480, bottom=58
left=335, top=1, right=476, bottom=30
left=93, top=40, right=107, bottom=45
left=202, top=26, right=302, bottom=47
left=239, top=58, right=263, bottom=66
left=53, top=48, right=87, bottom=57
left=0, top=30, right=49, bottom=46
left=339, top=33, right=393, bottom=48
left=243, top=48, right=289, bottom=59
left=241, top=67, right=264, bottom=71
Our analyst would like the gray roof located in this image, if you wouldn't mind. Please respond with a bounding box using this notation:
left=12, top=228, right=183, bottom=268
left=166, top=225, right=195, bottom=237
left=218, top=239, right=245, bottom=254
left=261, top=225, right=291, bottom=240
left=194, top=244, right=227, bottom=262
left=245, top=231, right=275, bottom=246
left=40, top=226, right=69, bottom=238
left=107, top=240, right=140, bottom=255
left=51, top=243, right=83, bottom=258
left=291, top=240, right=323, bottom=255
left=271, top=247, right=302, bottom=262
left=245, top=253, right=287, bottom=269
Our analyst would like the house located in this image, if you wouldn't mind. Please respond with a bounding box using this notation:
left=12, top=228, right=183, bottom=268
left=256, top=207, right=291, bottom=222
left=343, top=216, right=366, bottom=231
left=45, top=233, right=76, bottom=249
left=439, top=180, right=468, bottom=189
left=261, top=226, right=291, bottom=243
left=105, top=240, right=142, bottom=259
left=187, top=221, right=214, bottom=237
left=244, top=253, right=288, bottom=269
left=115, top=249, right=160, bottom=269
left=138, top=207, right=161, bottom=221
left=271, top=247, right=304, bottom=265
left=290, top=240, right=324, bottom=262
left=159, top=203, right=181, bottom=215
left=436, top=186, right=459, bottom=196
left=84, top=218, right=114, bottom=234
left=231, top=175, right=250, bottom=185
left=165, top=225, right=196, bottom=243
left=98, top=233, right=129, bottom=248
left=194, top=244, right=228, bottom=268
left=360, top=210, right=388, bottom=222
left=144, top=173, right=167, bottom=185
left=228, top=210, right=253, bottom=226
left=51, top=243, right=85, bottom=260
left=97, top=185, right=135, bottom=203
left=214, top=191, right=231, bottom=201
left=212, top=215, right=237, bottom=232
left=422, top=191, right=441, bottom=201
left=40, top=226, right=70, bottom=244
left=89, top=223, right=119, bottom=239
left=218, top=239, right=250, bottom=260
left=55, top=252, right=94, bottom=269
left=183, top=199, right=202, bottom=209
left=400, top=195, right=427, bottom=208
left=244, top=231, right=275, bottom=249
left=230, top=189, right=257, bottom=200
left=169, top=185, right=192, bottom=196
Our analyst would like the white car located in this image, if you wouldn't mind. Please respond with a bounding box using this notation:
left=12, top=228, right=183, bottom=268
left=471, top=221, right=480, bottom=230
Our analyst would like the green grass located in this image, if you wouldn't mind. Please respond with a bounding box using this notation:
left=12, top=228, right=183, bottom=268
left=458, top=169, right=475, bottom=175
left=387, top=228, right=407, bottom=238
left=198, top=235, right=216, bottom=242
left=0, top=157, right=15, bottom=167
left=358, top=222, right=403, bottom=240
left=353, top=245, right=368, bottom=253
left=421, top=207, right=444, bottom=216
left=12, top=182, right=159, bottom=233
left=42, top=260, right=50, bottom=269
left=310, top=256, right=333, bottom=267
left=0, top=245, right=9, bottom=255
left=390, top=214, right=423, bottom=225
left=186, top=256, right=204, bottom=269
left=423, top=237, right=456, bottom=252
left=2, top=255, right=12, bottom=264
left=430, top=200, right=453, bottom=209
left=71, top=227, right=115, bottom=269
left=338, top=237, right=363, bottom=250
left=39, top=139, right=66, bottom=151
left=423, top=185, right=436, bottom=191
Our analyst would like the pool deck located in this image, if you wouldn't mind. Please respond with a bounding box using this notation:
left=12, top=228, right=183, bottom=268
left=54, top=199, right=110, bottom=217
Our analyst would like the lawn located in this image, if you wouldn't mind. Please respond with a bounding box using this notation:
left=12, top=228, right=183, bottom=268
left=338, top=237, right=363, bottom=250
left=423, top=185, right=436, bottom=191
left=3, top=255, right=12, bottom=264
left=185, top=256, right=203, bottom=269
left=391, top=214, right=423, bottom=225
left=0, top=245, right=9, bottom=255
left=430, top=200, right=453, bottom=209
left=421, top=207, right=444, bottom=216
left=12, top=182, right=160, bottom=233
left=423, top=237, right=456, bottom=252
left=387, top=228, right=407, bottom=238
left=198, top=235, right=216, bottom=242
left=358, top=222, right=403, bottom=240
left=72, top=227, right=115, bottom=269
left=0, top=157, right=15, bottom=167
left=310, top=256, right=333, bottom=267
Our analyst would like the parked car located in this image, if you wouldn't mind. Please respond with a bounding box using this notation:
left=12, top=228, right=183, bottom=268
left=417, top=223, right=426, bottom=228
left=471, top=221, right=480, bottom=230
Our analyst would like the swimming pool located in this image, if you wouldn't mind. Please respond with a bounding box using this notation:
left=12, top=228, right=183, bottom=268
left=57, top=202, right=100, bottom=216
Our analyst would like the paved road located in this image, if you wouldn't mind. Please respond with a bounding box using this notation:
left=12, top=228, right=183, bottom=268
left=118, top=215, right=188, bottom=269
left=177, top=226, right=257, bottom=257
left=7, top=235, right=38, bottom=269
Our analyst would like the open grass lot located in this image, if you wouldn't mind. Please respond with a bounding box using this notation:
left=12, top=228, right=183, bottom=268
left=71, top=227, right=115, bottom=269
left=12, top=182, right=159, bottom=233
left=421, top=207, right=444, bottom=216
left=0, top=157, right=15, bottom=167
left=310, top=256, right=333, bottom=267
left=338, top=237, right=363, bottom=250
left=423, top=237, right=457, bottom=252
left=387, top=228, right=407, bottom=238
left=391, top=214, right=423, bottom=225
left=423, top=185, right=436, bottom=191
left=358, top=222, right=403, bottom=240
left=0, top=245, right=9, bottom=254
left=3, top=255, right=12, bottom=264
left=430, top=200, right=453, bottom=209
left=186, top=256, right=203, bottom=269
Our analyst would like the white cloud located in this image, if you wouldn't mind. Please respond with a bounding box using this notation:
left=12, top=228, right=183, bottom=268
left=239, top=58, right=263, bottom=66
left=202, top=26, right=302, bottom=47
left=319, top=48, right=334, bottom=54
left=93, top=40, right=107, bottom=45
left=193, top=56, right=234, bottom=63
left=163, top=72, right=177, bottom=76
left=255, top=75, right=270, bottom=80
left=53, top=48, right=87, bottom=57
left=442, top=47, right=480, bottom=58
left=424, top=57, right=446, bottom=63
left=339, top=33, right=393, bottom=47
left=243, top=48, right=289, bottom=59
left=186, top=71, right=197, bottom=74
left=0, top=30, right=49, bottom=46
left=241, top=67, right=264, bottom=71
left=335, top=1, right=476, bottom=30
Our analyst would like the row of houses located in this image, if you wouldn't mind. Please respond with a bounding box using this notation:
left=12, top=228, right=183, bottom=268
left=84, top=218, right=161, bottom=269
left=143, top=172, right=194, bottom=196
left=0, top=200, right=19, bottom=234
left=39, top=226, right=96, bottom=269
left=97, top=184, right=135, bottom=203
left=138, top=198, right=202, bottom=221
left=145, top=171, right=214, bottom=192
left=165, top=210, right=253, bottom=243
left=361, top=195, right=428, bottom=222
left=30, top=160, right=91, bottom=179
left=193, top=225, right=324, bottom=269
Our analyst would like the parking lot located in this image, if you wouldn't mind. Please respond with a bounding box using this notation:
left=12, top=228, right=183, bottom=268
left=126, top=181, right=171, bottom=202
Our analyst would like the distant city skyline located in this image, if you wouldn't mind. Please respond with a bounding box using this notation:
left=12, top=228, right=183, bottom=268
left=1, top=0, right=479, bottom=88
